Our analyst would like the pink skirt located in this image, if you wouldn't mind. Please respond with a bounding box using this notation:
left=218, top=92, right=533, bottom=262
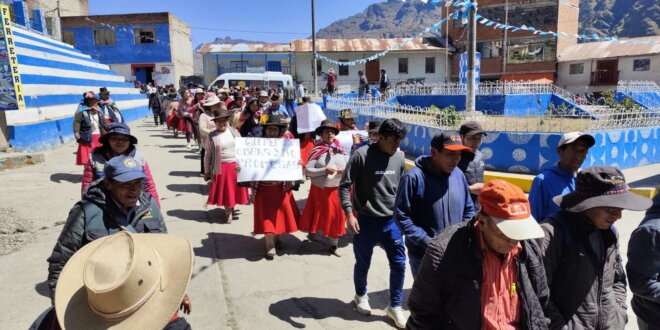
left=76, top=134, right=101, bottom=165
left=206, top=162, right=249, bottom=208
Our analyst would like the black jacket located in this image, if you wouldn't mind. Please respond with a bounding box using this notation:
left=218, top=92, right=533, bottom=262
left=627, top=194, right=660, bottom=327
left=47, top=179, right=166, bottom=300
left=539, top=211, right=628, bottom=330
left=407, top=219, right=551, bottom=330
left=458, top=149, right=485, bottom=204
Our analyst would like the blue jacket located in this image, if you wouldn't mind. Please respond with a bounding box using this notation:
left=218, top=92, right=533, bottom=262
left=394, top=156, right=475, bottom=255
left=529, top=164, right=575, bottom=222
left=627, top=194, right=660, bottom=326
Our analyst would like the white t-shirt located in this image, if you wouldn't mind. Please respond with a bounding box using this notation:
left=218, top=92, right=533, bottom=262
left=90, top=113, right=101, bottom=134
left=219, top=129, right=236, bottom=162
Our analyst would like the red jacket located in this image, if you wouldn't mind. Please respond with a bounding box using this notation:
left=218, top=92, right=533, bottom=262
left=82, top=146, right=161, bottom=207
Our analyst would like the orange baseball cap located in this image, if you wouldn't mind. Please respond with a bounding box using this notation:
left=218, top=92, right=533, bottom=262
left=430, top=131, right=473, bottom=152
left=479, top=180, right=544, bottom=240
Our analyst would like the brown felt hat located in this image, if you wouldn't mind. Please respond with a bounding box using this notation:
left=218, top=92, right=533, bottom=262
left=314, top=119, right=339, bottom=135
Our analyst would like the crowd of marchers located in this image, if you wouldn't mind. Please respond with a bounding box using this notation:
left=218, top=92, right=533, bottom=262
left=30, top=84, right=660, bottom=330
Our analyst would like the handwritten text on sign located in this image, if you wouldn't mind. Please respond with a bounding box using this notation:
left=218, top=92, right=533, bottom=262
left=235, top=138, right=303, bottom=182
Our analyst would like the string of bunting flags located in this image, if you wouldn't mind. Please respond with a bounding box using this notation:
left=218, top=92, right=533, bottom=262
left=314, top=1, right=476, bottom=67
left=315, top=0, right=656, bottom=67
left=82, top=16, right=169, bottom=47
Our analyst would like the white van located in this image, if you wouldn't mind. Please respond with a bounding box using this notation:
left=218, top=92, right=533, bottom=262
left=209, top=72, right=293, bottom=91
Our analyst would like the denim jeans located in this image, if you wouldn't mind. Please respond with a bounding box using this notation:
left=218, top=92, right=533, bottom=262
left=353, top=215, right=406, bottom=307
left=285, top=100, right=296, bottom=117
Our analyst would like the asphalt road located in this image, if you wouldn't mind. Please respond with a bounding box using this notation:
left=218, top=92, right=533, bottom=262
left=0, top=118, right=656, bottom=329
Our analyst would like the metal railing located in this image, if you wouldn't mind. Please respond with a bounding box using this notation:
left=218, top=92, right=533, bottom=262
left=325, top=96, right=660, bottom=133
left=390, top=81, right=578, bottom=103
left=617, top=80, right=660, bottom=93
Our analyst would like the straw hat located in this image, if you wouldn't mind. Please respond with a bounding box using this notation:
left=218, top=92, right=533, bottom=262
left=55, top=232, right=194, bottom=330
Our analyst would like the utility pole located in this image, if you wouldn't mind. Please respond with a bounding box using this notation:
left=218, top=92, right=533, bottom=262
left=502, top=0, right=509, bottom=76
left=311, top=0, right=318, bottom=97
left=465, top=0, right=477, bottom=112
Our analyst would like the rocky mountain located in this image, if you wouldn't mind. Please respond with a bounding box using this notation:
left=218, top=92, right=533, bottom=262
left=315, top=0, right=659, bottom=39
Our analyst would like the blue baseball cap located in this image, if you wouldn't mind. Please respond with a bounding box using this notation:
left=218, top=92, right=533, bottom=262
left=104, top=156, right=146, bottom=182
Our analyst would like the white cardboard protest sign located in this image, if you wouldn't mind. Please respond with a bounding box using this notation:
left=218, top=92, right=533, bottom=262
left=235, top=137, right=303, bottom=182
left=335, top=130, right=367, bottom=155
left=296, top=103, right=326, bottom=134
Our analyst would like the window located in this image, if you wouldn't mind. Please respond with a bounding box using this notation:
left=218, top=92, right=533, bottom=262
left=569, top=63, right=584, bottom=75
left=93, top=29, right=115, bottom=46
left=506, top=37, right=556, bottom=64
left=134, top=28, right=156, bottom=44
left=633, top=59, right=650, bottom=71
left=477, top=41, right=503, bottom=58
left=338, top=60, right=349, bottom=76
left=230, top=60, right=248, bottom=72
left=425, top=57, right=436, bottom=74
left=45, top=16, right=56, bottom=36
left=62, top=30, right=75, bottom=47
left=398, top=58, right=408, bottom=74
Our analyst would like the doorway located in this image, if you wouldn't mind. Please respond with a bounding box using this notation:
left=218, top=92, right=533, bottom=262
left=365, top=59, right=380, bottom=84
left=131, top=64, right=155, bottom=85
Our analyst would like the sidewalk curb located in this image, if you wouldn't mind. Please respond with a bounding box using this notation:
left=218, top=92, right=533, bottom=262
left=404, top=159, right=658, bottom=199
left=0, top=153, right=45, bottom=170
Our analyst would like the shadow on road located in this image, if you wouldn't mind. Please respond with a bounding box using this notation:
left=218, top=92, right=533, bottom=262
left=169, top=149, right=197, bottom=154
left=149, top=134, right=178, bottom=139
left=49, top=173, right=82, bottom=184
left=268, top=288, right=410, bottom=328
left=34, top=280, right=50, bottom=298
left=166, top=183, right=207, bottom=194
left=184, top=154, right=201, bottom=160
left=160, top=144, right=186, bottom=148
left=169, top=170, right=202, bottom=178
left=167, top=208, right=228, bottom=224
left=194, top=232, right=266, bottom=262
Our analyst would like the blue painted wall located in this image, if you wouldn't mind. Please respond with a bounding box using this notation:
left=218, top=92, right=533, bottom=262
left=322, top=107, right=660, bottom=174
left=395, top=94, right=587, bottom=116
left=616, top=91, right=660, bottom=109
left=64, top=24, right=172, bottom=64
left=9, top=105, right=151, bottom=152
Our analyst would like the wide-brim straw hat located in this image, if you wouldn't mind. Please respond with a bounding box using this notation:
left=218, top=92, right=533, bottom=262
left=55, top=232, right=194, bottom=330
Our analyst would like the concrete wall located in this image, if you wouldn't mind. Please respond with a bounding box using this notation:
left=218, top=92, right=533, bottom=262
left=323, top=107, right=659, bottom=174
left=294, top=50, right=449, bottom=87
left=168, top=14, right=193, bottom=87
left=26, top=0, right=88, bottom=17
left=4, top=27, right=148, bottom=151
left=557, top=55, right=660, bottom=94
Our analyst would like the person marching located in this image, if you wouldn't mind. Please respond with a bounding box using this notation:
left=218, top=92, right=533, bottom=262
left=204, top=108, right=248, bottom=223
left=198, top=94, right=221, bottom=175
left=239, top=98, right=264, bottom=137
left=337, top=108, right=358, bottom=131
left=164, top=88, right=181, bottom=134
left=97, top=87, right=123, bottom=124
left=299, top=119, right=349, bottom=257
left=189, top=88, right=207, bottom=149
left=251, top=114, right=301, bottom=259
left=73, top=91, right=108, bottom=166
left=176, top=89, right=194, bottom=149
left=82, top=122, right=160, bottom=207
left=339, top=118, right=408, bottom=328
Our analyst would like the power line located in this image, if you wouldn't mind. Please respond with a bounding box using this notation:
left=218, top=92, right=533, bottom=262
left=189, top=26, right=308, bottom=35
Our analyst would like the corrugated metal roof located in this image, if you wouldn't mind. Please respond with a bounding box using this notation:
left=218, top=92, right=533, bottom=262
left=558, top=36, right=660, bottom=62
left=290, top=38, right=443, bottom=52
left=197, top=43, right=290, bottom=54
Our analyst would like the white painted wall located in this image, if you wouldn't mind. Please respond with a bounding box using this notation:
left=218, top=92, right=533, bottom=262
left=557, top=55, right=660, bottom=94
left=293, top=50, right=449, bottom=91
left=109, top=64, right=133, bottom=82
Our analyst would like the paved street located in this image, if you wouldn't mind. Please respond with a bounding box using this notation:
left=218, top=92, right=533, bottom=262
left=1, top=118, right=657, bottom=329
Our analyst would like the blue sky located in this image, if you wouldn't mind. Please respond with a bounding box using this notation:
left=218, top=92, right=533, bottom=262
left=88, top=0, right=384, bottom=47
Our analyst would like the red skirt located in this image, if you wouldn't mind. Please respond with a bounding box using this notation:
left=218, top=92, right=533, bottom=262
left=299, top=185, right=346, bottom=238
left=253, top=184, right=300, bottom=235
left=75, top=134, right=101, bottom=165
left=206, top=162, right=249, bottom=208
left=167, top=114, right=185, bottom=131
left=300, top=135, right=314, bottom=167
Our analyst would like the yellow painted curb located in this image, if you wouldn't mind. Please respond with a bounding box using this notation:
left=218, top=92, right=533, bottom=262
left=630, top=187, right=658, bottom=199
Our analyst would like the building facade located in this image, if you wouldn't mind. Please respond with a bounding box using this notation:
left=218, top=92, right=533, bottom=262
left=556, top=36, right=660, bottom=94
left=291, top=38, right=450, bottom=89
left=197, top=43, right=292, bottom=85
left=447, top=0, right=579, bottom=82
left=60, top=12, right=193, bottom=88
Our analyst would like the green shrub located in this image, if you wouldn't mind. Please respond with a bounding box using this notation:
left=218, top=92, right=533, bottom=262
left=430, top=104, right=461, bottom=127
